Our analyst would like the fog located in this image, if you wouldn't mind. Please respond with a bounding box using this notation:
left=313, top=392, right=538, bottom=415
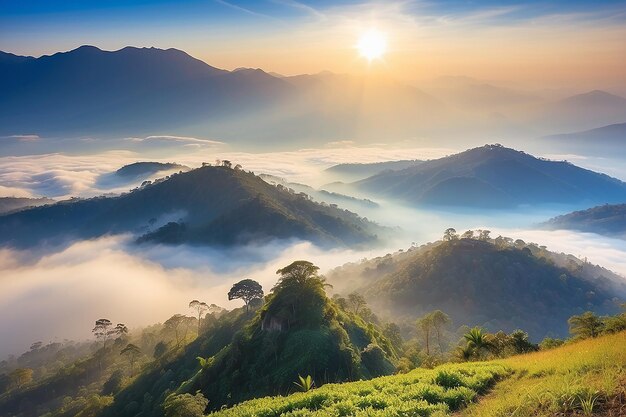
left=1, top=143, right=626, bottom=358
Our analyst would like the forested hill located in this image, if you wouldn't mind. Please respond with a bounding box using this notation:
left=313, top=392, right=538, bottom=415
left=543, top=203, right=626, bottom=238
left=0, top=197, right=54, bottom=215
left=0, top=165, right=384, bottom=248
left=103, top=261, right=396, bottom=416
left=353, top=144, right=626, bottom=208
left=114, top=162, right=189, bottom=178
left=327, top=234, right=625, bottom=339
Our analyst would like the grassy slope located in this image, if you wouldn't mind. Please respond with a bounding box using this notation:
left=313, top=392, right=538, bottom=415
left=460, top=331, right=626, bottom=417
left=206, top=332, right=625, bottom=417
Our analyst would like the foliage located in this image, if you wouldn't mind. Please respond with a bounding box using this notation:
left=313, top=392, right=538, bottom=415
left=459, top=331, right=626, bottom=417
left=186, top=261, right=395, bottom=411
left=568, top=311, right=605, bottom=339
left=293, top=375, right=314, bottom=392
left=331, top=237, right=623, bottom=339
left=164, top=392, right=209, bottom=417
left=206, top=362, right=509, bottom=417
left=228, top=280, right=264, bottom=313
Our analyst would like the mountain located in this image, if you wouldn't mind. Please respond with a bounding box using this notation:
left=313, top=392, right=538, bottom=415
left=327, top=237, right=625, bottom=339
left=542, top=122, right=626, bottom=156
left=0, top=46, right=292, bottom=137
left=0, top=197, right=54, bottom=214
left=0, top=46, right=445, bottom=144
left=536, top=90, right=626, bottom=132
left=325, top=160, right=423, bottom=182
left=0, top=165, right=384, bottom=248
left=259, top=174, right=379, bottom=210
left=104, top=261, right=396, bottom=416
left=114, top=162, right=189, bottom=179
left=543, top=203, right=626, bottom=238
left=353, top=144, right=626, bottom=208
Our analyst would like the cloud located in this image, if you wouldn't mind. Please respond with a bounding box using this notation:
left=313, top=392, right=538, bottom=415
left=128, top=135, right=225, bottom=147
left=1, top=135, right=40, bottom=142
left=0, top=144, right=456, bottom=198
left=0, top=235, right=390, bottom=357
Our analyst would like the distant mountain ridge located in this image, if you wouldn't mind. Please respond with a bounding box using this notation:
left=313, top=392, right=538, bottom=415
left=325, top=160, right=424, bottom=182
left=0, top=166, right=384, bottom=248
left=353, top=144, right=626, bottom=208
left=543, top=203, right=626, bottom=238
left=542, top=122, right=626, bottom=156
left=114, top=162, right=189, bottom=178
left=0, top=45, right=292, bottom=138
left=0, top=197, right=54, bottom=215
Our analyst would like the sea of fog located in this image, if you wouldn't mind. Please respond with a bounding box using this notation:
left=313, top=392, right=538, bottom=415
left=1, top=142, right=626, bottom=357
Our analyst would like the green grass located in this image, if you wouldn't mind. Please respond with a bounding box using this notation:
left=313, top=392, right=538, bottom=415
left=207, top=332, right=625, bottom=417
left=206, top=362, right=510, bottom=417
left=460, top=331, right=626, bottom=416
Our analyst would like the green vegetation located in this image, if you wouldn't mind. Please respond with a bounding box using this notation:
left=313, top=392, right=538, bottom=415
left=544, top=203, right=626, bottom=238
left=206, top=362, right=510, bottom=417
left=0, top=165, right=385, bottom=248
left=202, top=331, right=625, bottom=417
left=327, top=233, right=625, bottom=338
left=460, top=331, right=626, bottom=417
left=186, top=261, right=396, bottom=411
left=0, top=254, right=623, bottom=417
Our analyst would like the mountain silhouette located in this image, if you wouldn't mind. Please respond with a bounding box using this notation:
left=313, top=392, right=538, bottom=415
left=354, top=144, right=626, bottom=208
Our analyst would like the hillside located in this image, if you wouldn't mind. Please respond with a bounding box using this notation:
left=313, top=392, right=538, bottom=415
left=0, top=197, right=54, bottom=214
left=204, top=331, right=626, bottom=417
left=0, top=46, right=292, bottom=137
left=114, top=162, right=189, bottom=179
left=325, top=160, right=423, bottom=181
left=535, top=90, right=626, bottom=132
left=104, top=261, right=397, bottom=416
left=327, top=237, right=625, bottom=339
left=543, top=203, right=626, bottom=238
left=0, top=46, right=446, bottom=143
left=354, top=144, right=626, bottom=208
left=259, top=174, right=379, bottom=210
left=0, top=165, right=384, bottom=248
left=542, top=122, right=626, bottom=156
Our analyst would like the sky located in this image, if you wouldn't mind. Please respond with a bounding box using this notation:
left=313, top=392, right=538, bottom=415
left=1, top=0, right=626, bottom=89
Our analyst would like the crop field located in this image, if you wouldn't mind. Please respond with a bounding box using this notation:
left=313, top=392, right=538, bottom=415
left=207, top=362, right=510, bottom=417
left=208, top=332, right=626, bottom=417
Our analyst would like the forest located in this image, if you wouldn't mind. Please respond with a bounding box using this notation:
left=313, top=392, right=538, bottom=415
left=1, top=237, right=624, bottom=417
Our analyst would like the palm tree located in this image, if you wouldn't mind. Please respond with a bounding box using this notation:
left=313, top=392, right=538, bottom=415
left=463, top=327, right=492, bottom=360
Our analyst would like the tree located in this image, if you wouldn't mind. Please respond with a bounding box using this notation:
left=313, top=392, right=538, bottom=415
left=430, top=310, right=451, bottom=352
left=189, top=300, right=209, bottom=335
left=443, top=228, right=458, bottom=241
left=461, top=230, right=475, bottom=239
left=383, top=323, right=404, bottom=353
left=568, top=311, right=604, bottom=339
left=154, top=341, right=168, bottom=359
left=463, top=327, right=492, bottom=359
left=417, top=314, right=434, bottom=356
left=164, top=314, right=195, bottom=346
left=92, top=319, right=113, bottom=348
left=347, top=292, right=367, bottom=314
left=120, top=343, right=142, bottom=376
left=92, top=319, right=127, bottom=348
left=478, top=230, right=491, bottom=241
left=9, top=368, right=33, bottom=389
left=164, top=392, right=209, bottom=417
left=228, top=279, right=264, bottom=313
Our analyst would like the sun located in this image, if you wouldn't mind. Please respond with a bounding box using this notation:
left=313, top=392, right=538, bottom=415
left=357, top=29, right=387, bottom=62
